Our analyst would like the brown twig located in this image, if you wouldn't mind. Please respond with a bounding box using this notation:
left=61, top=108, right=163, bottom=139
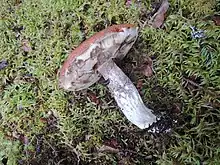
left=183, top=78, right=218, bottom=97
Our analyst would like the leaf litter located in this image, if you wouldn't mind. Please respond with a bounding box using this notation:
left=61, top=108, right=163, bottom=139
left=136, top=57, right=154, bottom=77
left=149, top=0, right=169, bottom=28
left=21, top=39, right=32, bottom=52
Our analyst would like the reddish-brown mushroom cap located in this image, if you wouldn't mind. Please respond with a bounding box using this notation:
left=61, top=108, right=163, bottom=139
left=59, top=24, right=138, bottom=91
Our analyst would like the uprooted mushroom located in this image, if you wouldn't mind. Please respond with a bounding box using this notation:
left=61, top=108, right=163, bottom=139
left=58, top=24, right=157, bottom=129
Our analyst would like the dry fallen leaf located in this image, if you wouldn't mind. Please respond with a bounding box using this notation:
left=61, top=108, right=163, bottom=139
left=22, top=39, right=32, bottom=52
left=142, top=65, right=153, bottom=77
left=98, top=145, right=119, bottom=153
left=40, top=117, right=48, bottom=123
left=138, top=57, right=154, bottom=77
left=211, top=15, right=220, bottom=26
left=172, top=103, right=181, bottom=114
left=125, top=0, right=132, bottom=6
left=104, top=138, right=119, bottom=149
left=87, top=92, right=100, bottom=105
left=150, top=0, right=169, bottom=28
left=136, top=79, right=143, bottom=90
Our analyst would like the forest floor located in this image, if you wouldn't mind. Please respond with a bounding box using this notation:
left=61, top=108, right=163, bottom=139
left=0, top=0, right=220, bottom=165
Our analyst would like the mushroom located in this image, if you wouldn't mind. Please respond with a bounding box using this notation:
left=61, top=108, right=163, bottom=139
left=59, top=24, right=157, bottom=129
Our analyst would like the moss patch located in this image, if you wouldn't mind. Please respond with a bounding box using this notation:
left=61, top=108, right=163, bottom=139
left=0, top=0, right=219, bottom=164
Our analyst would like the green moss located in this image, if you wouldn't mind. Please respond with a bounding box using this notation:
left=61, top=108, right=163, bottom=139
left=169, top=0, right=216, bottom=18
left=140, top=5, right=220, bottom=165
left=0, top=0, right=220, bottom=164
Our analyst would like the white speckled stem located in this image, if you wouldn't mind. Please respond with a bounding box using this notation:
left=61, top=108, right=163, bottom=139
left=98, top=59, right=157, bottom=129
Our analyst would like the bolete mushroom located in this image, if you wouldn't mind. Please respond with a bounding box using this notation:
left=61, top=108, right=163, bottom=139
left=59, top=24, right=157, bottom=129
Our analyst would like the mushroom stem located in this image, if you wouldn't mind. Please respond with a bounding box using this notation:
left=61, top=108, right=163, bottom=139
left=97, top=59, right=157, bottom=129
